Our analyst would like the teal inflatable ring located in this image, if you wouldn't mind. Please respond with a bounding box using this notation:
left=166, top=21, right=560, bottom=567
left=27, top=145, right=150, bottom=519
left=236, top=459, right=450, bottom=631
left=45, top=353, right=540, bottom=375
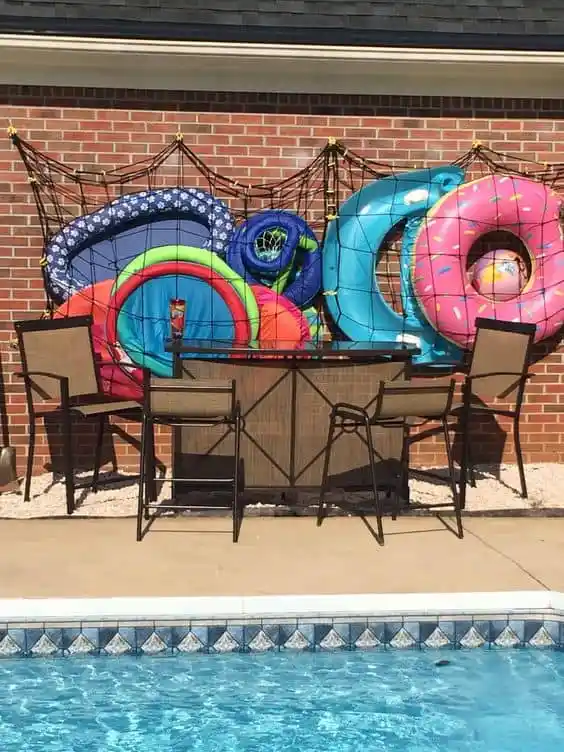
left=115, top=245, right=260, bottom=341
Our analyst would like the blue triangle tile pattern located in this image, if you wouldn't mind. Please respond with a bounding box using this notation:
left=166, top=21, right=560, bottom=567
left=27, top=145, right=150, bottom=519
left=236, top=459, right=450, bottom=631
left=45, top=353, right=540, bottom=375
left=244, top=625, right=280, bottom=652
left=0, top=617, right=562, bottom=658
left=0, top=631, right=24, bottom=657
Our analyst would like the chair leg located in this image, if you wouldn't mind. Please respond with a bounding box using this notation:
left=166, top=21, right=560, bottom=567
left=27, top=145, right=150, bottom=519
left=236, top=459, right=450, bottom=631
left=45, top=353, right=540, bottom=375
left=61, top=411, right=75, bottom=516
left=232, top=413, right=242, bottom=543
left=136, top=415, right=149, bottom=541
left=466, top=437, right=477, bottom=488
left=364, top=416, right=384, bottom=546
left=24, top=418, right=36, bottom=502
left=317, top=415, right=336, bottom=526
left=513, top=415, right=528, bottom=499
left=144, top=418, right=155, bottom=520
left=392, top=422, right=409, bottom=521
left=91, top=415, right=106, bottom=493
left=458, top=409, right=470, bottom=512
left=443, top=418, right=463, bottom=539
left=146, top=420, right=158, bottom=504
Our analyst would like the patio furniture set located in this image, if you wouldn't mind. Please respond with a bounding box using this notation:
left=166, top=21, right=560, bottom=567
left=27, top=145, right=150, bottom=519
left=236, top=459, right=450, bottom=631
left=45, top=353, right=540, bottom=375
left=12, top=315, right=535, bottom=545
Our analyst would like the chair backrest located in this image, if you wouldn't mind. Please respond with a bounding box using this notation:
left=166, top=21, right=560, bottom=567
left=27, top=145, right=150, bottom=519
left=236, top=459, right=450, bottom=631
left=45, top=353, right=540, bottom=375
left=468, top=318, right=536, bottom=403
left=143, top=372, right=236, bottom=419
left=14, top=316, right=99, bottom=403
left=371, top=378, right=456, bottom=421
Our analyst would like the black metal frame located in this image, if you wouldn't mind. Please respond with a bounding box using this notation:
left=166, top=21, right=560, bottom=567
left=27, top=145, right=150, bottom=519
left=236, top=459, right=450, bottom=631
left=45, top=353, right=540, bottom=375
left=14, top=315, right=141, bottom=515
left=458, top=317, right=536, bottom=510
left=136, top=369, right=243, bottom=542
left=317, top=379, right=463, bottom=544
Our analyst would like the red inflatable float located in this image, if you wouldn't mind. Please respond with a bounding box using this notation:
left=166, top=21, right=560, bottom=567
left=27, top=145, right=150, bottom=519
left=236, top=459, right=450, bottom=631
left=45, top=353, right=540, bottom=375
left=54, top=280, right=143, bottom=400
left=106, top=261, right=253, bottom=374
left=251, top=284, right=311, bottom=351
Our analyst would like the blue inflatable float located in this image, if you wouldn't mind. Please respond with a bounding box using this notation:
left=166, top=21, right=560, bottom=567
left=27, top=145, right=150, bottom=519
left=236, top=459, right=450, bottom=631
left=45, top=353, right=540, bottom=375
left=226, top=209, right=321, bottom=308
left=44, top=188, right=235, bottom=302
left=322, top=167, right=464, bottom=366
left=118, top=274, right=239, bottom=376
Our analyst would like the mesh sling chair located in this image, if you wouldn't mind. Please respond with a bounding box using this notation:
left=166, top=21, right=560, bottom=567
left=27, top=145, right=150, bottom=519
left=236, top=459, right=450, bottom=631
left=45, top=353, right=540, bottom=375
left=317, top=378, right=462, bottom=544
left=14, top=315, right=142, bottom=514
left=455, top=317, right=536, bottom=510
left=136, top=371, right=242, bottom=542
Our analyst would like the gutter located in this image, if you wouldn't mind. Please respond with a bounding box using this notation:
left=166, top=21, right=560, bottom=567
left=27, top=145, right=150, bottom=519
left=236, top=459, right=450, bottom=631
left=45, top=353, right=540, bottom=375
left=1, top=34, right=564, bottom=64
left=0, top=34, right=563, bottom=97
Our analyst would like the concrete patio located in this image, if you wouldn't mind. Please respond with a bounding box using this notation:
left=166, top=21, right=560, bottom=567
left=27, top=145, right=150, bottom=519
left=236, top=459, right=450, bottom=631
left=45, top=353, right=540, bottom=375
left=1, top=516, right=562, bottom=598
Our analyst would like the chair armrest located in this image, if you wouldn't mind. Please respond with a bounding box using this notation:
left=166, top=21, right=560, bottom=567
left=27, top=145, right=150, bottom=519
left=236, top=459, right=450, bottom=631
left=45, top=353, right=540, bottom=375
left=14, top=370, right=68, bottom=383
left=466, top=371, right=529, bottom=381
left=332, top=402, right=368, bottom=414
left=14, top=370, right=70, bottom=403
left=463, top=370, right=533, bottom=405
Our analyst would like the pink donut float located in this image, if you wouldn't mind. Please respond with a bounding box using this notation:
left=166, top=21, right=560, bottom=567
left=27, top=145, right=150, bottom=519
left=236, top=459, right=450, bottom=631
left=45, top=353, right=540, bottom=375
left=412, top=174, right=564, bottom=349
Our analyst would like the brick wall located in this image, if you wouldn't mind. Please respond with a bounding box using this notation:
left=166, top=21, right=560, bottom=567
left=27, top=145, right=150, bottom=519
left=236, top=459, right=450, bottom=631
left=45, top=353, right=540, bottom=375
left=1, top=86, right=563, bottom=476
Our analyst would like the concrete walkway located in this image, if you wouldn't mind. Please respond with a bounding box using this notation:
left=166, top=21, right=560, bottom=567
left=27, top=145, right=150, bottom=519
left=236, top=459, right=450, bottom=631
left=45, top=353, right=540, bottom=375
left=1, top=516, right=562, bottom=598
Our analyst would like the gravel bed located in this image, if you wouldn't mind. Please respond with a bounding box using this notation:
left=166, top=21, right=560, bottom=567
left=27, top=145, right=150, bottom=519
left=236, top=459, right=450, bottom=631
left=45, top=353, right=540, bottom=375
left=0, top=464, right=562, bottom=518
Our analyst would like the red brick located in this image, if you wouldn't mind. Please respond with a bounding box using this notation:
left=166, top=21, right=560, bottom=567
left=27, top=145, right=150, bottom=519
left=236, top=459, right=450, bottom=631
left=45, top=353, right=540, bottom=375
left=1, top=88, right=564, bottom=472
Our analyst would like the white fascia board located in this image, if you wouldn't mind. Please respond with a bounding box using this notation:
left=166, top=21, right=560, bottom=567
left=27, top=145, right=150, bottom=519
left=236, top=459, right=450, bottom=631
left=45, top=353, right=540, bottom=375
left=0, top=35, right=563, bottom=97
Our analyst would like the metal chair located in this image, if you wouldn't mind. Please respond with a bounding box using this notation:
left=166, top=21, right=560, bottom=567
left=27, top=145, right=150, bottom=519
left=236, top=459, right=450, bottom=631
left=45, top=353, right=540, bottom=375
left=455, top=317, right=536, bottom=509
left=13, top=315, right=142, bottom=514
left=137, top=370, right=243, bottom=542
left=317, top=378, right=461, bottom=544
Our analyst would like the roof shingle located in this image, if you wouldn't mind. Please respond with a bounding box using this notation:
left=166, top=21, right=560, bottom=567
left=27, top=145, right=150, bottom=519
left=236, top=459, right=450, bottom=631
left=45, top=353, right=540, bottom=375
left=1, top=0, right=563, bottom=51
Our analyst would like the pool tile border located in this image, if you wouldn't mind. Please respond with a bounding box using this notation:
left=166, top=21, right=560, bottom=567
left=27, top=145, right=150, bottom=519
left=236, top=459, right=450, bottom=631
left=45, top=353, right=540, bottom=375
left=0, top=616, right=563, bottom=657
left=0, top=592, right=563, bottom=657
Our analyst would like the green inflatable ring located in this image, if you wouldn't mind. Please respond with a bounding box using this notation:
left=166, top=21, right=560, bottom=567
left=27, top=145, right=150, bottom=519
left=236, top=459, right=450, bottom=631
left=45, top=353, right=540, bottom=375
left=114, top=245, right=260, bottom=341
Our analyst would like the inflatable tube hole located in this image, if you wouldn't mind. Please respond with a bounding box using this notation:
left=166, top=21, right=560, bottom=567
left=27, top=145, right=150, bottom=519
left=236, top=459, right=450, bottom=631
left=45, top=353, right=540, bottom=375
left=440, top=174, right=462, bottom=193
left=467, top=231, right=531, bottom=302
left=254, top=228, right=287, bottom=263
left=374, top=224, right=404, bottom=314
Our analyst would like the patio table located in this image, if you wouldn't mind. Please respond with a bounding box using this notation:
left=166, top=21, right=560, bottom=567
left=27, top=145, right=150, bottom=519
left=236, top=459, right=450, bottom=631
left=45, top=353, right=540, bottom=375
left=165, top=339, right=419, bottom=503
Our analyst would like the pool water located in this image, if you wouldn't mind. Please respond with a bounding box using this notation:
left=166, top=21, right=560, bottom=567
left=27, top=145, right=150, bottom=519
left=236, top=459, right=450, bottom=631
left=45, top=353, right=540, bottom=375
left=2, top=650, right=564, bottom=751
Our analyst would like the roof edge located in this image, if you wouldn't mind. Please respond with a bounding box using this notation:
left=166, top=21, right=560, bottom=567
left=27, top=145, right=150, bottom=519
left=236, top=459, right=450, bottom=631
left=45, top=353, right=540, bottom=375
left=2, top=34, right=564, bottom=64
left=1, top=20, right=564, bottom=52
left=1, top=34, right=564, bottom=98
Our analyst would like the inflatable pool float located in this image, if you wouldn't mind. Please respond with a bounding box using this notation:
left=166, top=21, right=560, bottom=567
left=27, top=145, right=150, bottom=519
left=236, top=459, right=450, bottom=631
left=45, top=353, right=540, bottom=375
left=471, top=249, right=527, bottom=301
left=302, top=306, right=331, bottom=344
left=44, top=188, right=235, bottom=302
left=226, top=210, right=321, bottom=308
left=412, top=174, right=564, bottom=349
left=54, top=279, right=114, bottom=361
left=251, top=284, right=311, bottom=351
left=322, top=167, right=465, bottom=366
left=54, top=280, right=143, bottom=400
left=110, top=264, right=252, bottom=376
left=108, top=246, right=259, bottom=377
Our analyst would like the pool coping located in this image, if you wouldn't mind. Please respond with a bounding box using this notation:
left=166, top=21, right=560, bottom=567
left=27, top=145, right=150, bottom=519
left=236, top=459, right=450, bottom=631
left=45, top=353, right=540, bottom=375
left=1, top=592, right=564, bottom=656
left=1, top=591, right=563, bottom=623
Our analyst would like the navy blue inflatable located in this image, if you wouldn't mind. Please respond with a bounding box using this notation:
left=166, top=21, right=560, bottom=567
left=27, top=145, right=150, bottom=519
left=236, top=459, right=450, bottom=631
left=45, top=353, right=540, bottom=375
left=226, top=210, right=321, bottom=308
left=44, top=188, right=234, bottom=302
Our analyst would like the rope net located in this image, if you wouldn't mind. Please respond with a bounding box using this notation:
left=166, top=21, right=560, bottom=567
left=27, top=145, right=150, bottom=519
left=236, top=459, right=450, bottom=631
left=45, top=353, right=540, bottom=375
left=10, top=132, right=564, bottom=398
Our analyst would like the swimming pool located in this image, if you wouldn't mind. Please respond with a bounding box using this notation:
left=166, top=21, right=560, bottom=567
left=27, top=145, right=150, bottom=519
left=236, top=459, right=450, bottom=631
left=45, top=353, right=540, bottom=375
left=2, top=649, right=564, bottom=751
left=0, top=592, right=563, bottom=750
